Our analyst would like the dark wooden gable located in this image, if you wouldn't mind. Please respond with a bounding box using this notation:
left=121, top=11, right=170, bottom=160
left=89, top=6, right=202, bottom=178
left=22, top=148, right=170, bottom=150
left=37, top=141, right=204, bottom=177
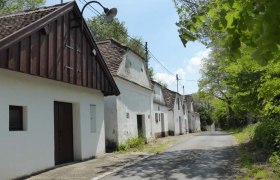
left=0, top=2, right=120, bottom=96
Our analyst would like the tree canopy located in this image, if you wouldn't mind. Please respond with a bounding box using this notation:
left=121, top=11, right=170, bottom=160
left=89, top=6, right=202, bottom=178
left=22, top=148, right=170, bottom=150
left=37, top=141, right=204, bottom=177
left=173, top=1, right=280, bottom=128
left=174, top=0, right=280, bottom=64
left=87, top=16, right=147, bottom=60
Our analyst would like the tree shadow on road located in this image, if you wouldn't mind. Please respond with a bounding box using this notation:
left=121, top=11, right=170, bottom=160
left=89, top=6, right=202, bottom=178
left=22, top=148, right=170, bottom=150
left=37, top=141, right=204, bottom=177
left=105, top=145, right=238, bottom=180
left=195, top=131, right=233, bottom=136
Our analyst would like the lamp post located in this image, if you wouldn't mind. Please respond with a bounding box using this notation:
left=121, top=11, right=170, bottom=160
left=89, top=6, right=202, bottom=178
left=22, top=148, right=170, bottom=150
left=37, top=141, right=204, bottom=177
left=81, top=1, right=117, bottom=23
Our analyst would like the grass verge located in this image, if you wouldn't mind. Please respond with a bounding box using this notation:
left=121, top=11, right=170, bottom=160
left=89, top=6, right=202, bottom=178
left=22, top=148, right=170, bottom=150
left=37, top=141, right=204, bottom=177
left=229, top=124, right=280, bottom=179
left=115, top=136, right=179, bottom=154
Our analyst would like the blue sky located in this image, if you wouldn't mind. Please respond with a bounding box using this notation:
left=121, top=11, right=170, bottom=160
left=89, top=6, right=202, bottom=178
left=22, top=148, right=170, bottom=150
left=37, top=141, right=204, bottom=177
left=46, top=0, right=209, bottom=94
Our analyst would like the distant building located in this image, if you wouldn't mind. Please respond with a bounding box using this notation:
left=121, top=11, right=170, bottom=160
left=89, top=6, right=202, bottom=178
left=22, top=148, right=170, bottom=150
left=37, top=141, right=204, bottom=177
left=98, top=39, right=153, bottom=147
left=162, top=88, right=185, bottom=135
left=185, top=95, right=201, bottom=133
left=151, top=81, right=169, bottom=137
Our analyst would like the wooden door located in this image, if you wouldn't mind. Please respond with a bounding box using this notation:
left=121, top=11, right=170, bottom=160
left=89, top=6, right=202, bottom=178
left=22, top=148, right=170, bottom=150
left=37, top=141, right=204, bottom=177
left=179, top=116, right=183, bottom=134
left=54, top=101, right=74, bottom=165
left=161, top=113, right=165, bottom=137
left=137, top=115, right=143, bottom=137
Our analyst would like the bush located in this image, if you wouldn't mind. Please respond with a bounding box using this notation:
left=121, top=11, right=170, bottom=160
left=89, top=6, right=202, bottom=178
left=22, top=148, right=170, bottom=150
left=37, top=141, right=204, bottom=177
left=269, top=152, right=280, bottom=177
left=253, top=119, right=280, bottom=153
left=118, top=137, right=146, bottom=151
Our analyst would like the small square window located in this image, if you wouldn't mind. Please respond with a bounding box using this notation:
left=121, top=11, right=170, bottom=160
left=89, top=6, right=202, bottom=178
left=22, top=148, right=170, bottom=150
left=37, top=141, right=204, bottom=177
left=9, top=106, right=24, bottom=131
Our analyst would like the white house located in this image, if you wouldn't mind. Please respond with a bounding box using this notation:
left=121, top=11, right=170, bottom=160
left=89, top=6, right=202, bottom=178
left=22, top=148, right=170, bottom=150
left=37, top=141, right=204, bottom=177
left=151, top=81, right=169, bottom=137
left=185, top=95, right=201, bottom=132
left=98, top=39, right=153, bottom=147
left=0, top=2, right=120, bottom=179
left=162, top=88, right=185, bottom=135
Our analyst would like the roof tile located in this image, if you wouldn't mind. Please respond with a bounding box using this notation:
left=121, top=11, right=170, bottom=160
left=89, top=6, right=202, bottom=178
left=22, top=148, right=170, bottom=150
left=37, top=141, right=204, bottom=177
left=97, top=40, right=127, bottom=76
left=0, top=4, right=64, bottom=40
left=162, top=88, right=177, bottom=109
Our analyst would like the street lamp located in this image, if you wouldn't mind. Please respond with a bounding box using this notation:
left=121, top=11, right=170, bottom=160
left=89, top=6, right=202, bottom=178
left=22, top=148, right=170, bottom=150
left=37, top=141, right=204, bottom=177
left=81, top=1, right=117, bottom=23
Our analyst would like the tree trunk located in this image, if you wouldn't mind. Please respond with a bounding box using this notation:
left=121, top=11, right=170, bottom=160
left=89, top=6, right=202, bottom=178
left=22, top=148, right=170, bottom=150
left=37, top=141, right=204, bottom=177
left=228, top=105, right=236, bottom=128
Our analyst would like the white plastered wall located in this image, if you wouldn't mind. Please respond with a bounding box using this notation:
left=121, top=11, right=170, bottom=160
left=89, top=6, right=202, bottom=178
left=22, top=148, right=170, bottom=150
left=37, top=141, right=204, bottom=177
left=152, top=103, right=168, bottom=136
left=0, top=69, right=105, bottom=179
left=172, top=94, right=185, bottom=135
left=104, top=95, right=118, bottom=144
left=115, top=78, right=152, bottom=144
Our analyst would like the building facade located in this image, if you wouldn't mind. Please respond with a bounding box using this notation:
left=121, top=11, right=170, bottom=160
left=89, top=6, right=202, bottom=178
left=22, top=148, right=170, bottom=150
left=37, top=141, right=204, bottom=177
left=98, top=39, right=153, bottom=146
left=162, top=88, right=185, bottom=135
left=152, top=81, right=169, bottom=137
left=0, top=2, right=119, bottom=179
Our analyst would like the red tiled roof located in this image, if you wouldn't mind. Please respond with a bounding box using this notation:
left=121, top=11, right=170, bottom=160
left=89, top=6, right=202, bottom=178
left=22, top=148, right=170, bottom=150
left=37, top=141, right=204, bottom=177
left=0, top=3, right=65, bottom=40
left=97, top=39, right=127, bottom=76
left=162, top=88, right=177, bottom=110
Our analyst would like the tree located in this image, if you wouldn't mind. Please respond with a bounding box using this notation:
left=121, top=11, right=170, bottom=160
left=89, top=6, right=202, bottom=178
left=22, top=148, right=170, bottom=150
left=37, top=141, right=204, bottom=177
left=192, top=92, right=214, bottom=130
left=199, top=48, right=238, bottom=127
left=174, top=0, right=280, bottom=64
left=87, top=16, right=154, bottom=78
left=198, top=46, right=267, bottom=128
left=0, top=0, right=45, bottom=15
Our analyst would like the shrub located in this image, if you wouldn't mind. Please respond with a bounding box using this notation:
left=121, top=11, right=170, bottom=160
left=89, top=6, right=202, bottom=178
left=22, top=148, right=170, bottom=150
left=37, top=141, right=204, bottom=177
left=117, top=137, right=146, bottom=151
left=269, top=152, right=280, bottom=177
left=253, top=119, right=280, bottom=153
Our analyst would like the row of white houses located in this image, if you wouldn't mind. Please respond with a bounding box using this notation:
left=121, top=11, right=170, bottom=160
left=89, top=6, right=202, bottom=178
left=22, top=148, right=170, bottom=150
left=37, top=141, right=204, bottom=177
left=98, top=38, right=201, bottom=147
left=0, top=1, right=200, bottom=179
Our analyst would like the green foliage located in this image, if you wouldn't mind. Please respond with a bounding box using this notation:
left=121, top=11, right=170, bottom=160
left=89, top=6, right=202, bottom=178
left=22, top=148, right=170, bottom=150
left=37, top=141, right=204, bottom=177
left=253, top=119, right=280, bottom=153
left=258, top=60, right=280, bottom=117
left=174, top=0, right=280, bottom=64
left=0, top=0, right=45, bottom=15
left=117, top=137, right=146, bottom=151
left=197, top=45, right=279, bottom=129
left=230, top=123, right=280, bottom=179
left=192, top=92, right=213, bottom=130
left=211, top=99, right=229, bottom=129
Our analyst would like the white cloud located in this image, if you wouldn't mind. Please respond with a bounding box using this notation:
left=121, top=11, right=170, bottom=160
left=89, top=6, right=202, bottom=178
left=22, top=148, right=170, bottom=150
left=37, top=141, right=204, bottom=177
left=153, top=69, right=184, bottom=86
left=153, top=49, right=211, bottom=94
left=186, top=49, right=211, bottom=73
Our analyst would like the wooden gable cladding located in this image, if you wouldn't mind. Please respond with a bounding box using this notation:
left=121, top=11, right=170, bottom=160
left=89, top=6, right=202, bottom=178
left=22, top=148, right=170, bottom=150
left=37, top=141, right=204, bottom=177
left=0, top=5, right=119, bottom=96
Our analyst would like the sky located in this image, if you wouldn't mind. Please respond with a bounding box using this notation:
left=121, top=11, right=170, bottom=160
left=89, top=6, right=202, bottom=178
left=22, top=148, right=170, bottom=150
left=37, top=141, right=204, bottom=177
left=46, top=0, right=210, bottom=94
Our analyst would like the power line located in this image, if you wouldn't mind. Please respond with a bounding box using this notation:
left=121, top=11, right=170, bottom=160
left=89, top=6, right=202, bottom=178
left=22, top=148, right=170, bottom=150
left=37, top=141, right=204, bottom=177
left=79, top=0, right=198, bottom=82
left=78, top=0, right=100, bottom=16
left=148, top=50, right=176, bottom=77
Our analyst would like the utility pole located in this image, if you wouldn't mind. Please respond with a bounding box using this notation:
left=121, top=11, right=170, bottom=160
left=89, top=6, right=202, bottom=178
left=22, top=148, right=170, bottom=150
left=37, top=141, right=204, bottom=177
left=61, top=0, right=63, bottom=4
left=183, top=85, right=185, bottom=97
left=176, top=74, right=179, bottom=93
left=145, top=42, right=148, bottom=62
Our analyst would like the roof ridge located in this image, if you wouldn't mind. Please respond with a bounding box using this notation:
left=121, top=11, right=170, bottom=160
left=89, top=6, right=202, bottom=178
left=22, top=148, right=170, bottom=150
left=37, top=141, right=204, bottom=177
left=97, top=38, right=147, bottom=60
left=97, top=38, right=128, bottom=49
left=0, top=2, right=70, bottom=19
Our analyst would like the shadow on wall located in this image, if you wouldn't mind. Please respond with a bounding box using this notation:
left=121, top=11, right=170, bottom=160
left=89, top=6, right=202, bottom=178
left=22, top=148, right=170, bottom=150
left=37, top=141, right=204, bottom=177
left=101, top=143, right=238, bottom=179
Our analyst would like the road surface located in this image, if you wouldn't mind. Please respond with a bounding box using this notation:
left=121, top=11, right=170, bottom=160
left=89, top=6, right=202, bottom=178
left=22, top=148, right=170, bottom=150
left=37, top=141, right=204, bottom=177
left=102, top=131, right=238, bottom=180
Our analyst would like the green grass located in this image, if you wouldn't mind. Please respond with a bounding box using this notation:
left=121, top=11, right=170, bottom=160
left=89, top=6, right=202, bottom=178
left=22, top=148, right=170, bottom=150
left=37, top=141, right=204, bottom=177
left=229, top=124, right=279, bottom=179
left=115, top=137, right=177, bottom=154
left=117, top=137, right=146, bottom=152
left=144, top=140, right=174, bottom=153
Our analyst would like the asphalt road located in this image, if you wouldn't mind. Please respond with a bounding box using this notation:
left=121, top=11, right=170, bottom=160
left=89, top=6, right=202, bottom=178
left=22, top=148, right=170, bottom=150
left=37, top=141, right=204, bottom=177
left=102, top=131, right=238, bottom=180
